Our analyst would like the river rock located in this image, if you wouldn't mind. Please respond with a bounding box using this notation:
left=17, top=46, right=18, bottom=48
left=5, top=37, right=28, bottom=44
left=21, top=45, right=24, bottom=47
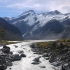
left=61, top=65, right=67, bottom=70
left=6, top=61, right=12, bottom=66
left=14, top=45, right=18, bottom=48
left=33, top=56, right=41, bottom=62
left=32, top=56, right=41, bottom=64
left=0, top=65, right=5, bottom=70
left=42, top=53, right=48, bottom=57
left=13, top=54, right=21, bottom=61
left=18, top=50, right=24, bottom=54
left=44, top=57, right=49, bottom=60
left=30, top=44, right=35, bottom=48
left=32, top=61, right=41, bottom=65
left=2, top=45, right=10, bottom=53
left=39, top=66, right=46, bottom=68
left=52, top=62, right=60, bottom=66
left=43, top=49, right=48, bottom=53
left=49, top=54, right=55, bottom=63
left=57, top=42, right=64, bottom=49
left=20, top=53, right=26, bottom=57
left=67, top=62, right=70, bottom=69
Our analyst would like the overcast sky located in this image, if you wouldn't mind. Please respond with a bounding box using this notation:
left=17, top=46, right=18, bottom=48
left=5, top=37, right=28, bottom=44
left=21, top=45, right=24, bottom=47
left=0, top=0, right=70, bottom=17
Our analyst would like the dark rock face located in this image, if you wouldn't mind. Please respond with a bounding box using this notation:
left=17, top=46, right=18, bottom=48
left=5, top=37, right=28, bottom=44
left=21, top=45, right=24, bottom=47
left=41, top=20, right=65, bottom=33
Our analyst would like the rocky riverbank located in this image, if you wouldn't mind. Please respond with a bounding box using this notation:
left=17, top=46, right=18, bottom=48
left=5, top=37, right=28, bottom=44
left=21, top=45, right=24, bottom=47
left=0, top=45, right=26, bottom=70
left=30, top=40, right=70, bottom=70
left=6, top=41, right=56, bottom=70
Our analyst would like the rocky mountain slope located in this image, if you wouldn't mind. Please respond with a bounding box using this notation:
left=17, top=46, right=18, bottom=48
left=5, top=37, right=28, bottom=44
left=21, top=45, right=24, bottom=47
left=4, top=10, right=70, bottom=40
left=0, top=18, right=22, bottom=40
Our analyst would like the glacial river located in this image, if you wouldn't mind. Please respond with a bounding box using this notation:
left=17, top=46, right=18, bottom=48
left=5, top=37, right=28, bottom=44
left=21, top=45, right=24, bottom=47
left=6, top=40, right=59, bottom=70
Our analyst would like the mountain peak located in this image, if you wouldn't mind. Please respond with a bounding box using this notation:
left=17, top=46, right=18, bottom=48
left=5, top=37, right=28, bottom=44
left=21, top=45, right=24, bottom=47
left=53, top=10, right=61, bottom=14
left=28, top=10, right=35, bottom=12
left=25, top=10, right=35, bottom=14
left=45, top=10, right=61, bottom=15
left=19, top=10, right=35, bottom=17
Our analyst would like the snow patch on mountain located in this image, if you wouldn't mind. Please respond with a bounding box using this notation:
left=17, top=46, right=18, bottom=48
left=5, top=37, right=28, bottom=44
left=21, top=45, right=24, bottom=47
left=4, top=10, right=70, bottom=27
left=4, top=10, right=70, bottom=38
left=25, top=14, right=36, bottom=26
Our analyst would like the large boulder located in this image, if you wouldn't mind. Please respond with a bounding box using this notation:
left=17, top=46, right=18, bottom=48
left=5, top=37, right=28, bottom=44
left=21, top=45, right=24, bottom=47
left=0, top=65, right=5, bottom=70
left=13, top=54, right=21, bottom=61
left=2, top=45, right=10, bottom=53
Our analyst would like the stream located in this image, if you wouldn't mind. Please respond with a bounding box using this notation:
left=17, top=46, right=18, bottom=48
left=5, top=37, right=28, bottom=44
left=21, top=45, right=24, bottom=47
left=6, top=40, right=59, bottom=70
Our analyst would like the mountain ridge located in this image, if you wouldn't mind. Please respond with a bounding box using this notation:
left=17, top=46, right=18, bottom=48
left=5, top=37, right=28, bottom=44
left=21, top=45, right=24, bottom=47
left=4, top=10, right=70, bottom=39
left=0, top=18, right=22, bottom=40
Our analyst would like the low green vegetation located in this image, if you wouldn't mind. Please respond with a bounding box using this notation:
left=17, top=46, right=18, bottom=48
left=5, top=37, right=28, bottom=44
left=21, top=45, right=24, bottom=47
left=37, top=41, right=52, bottom=49
left=57, top=39, right=70, bottom=47
left=37, top=39, right=70, bottom=48
left=37, top=38, right=70, bottom=54
left=0, top=40, right=19, bottom=45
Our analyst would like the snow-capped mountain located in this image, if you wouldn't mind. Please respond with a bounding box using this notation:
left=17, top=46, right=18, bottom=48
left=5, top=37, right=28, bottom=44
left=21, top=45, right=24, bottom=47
left=4, top=10, right=70, bottom=39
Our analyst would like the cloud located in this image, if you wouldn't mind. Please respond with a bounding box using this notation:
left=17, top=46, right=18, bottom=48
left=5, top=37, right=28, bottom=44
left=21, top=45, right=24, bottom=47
left=1, top=0, right=70, bottom=13
left=58, top=5, right=70, bottom=13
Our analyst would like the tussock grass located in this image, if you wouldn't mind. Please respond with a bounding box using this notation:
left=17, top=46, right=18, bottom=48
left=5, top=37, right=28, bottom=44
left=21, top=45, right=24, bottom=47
left=37, top=41, right=52, bottom=49
left=0, top=40, right=19, bottom=45
left=37, top=39, right=70, bottom=52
